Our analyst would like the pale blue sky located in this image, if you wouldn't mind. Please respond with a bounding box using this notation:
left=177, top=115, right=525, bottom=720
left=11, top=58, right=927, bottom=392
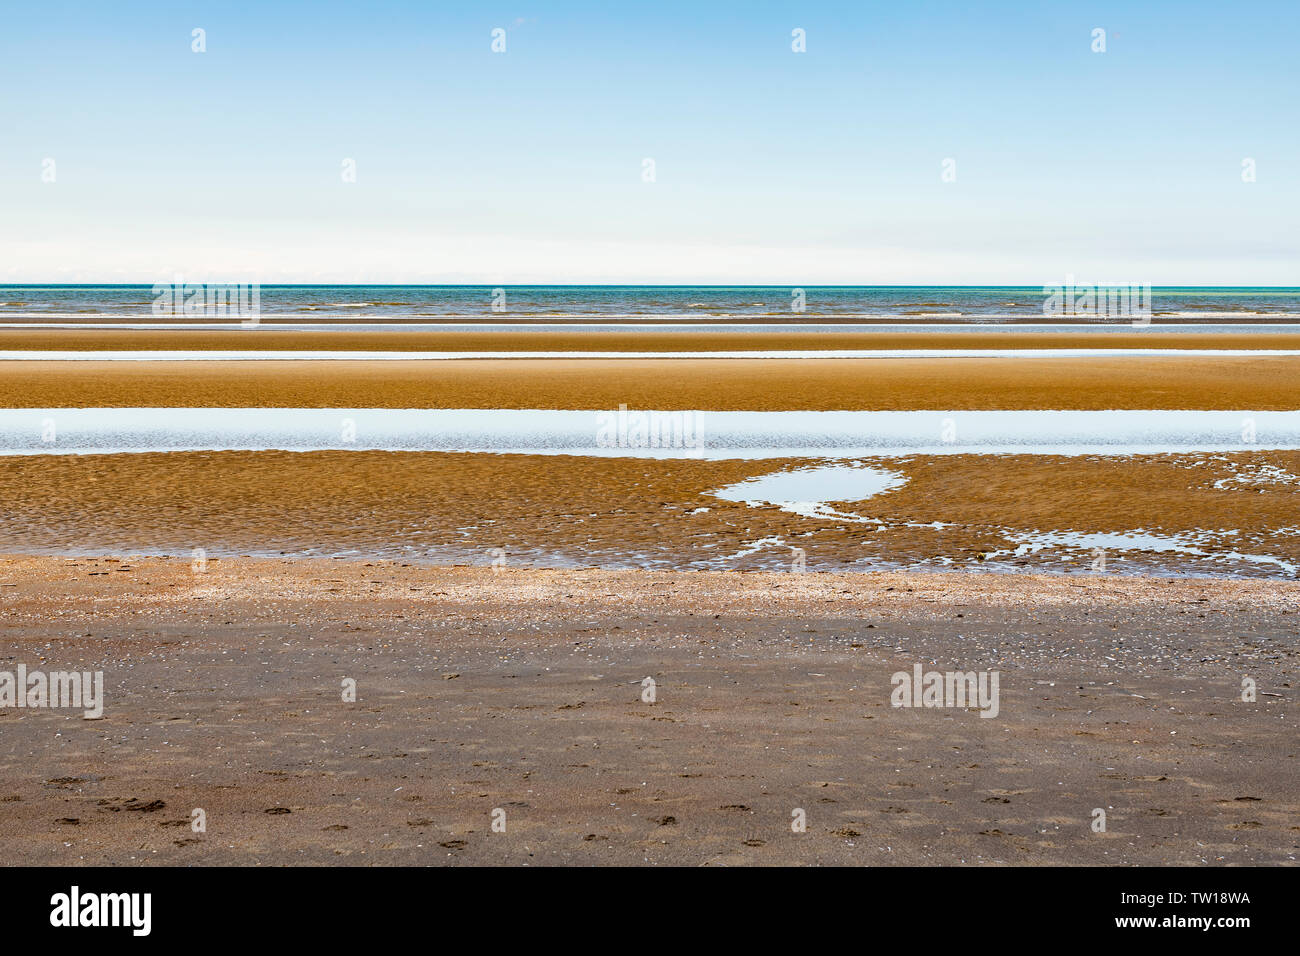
left=1, top=1, right=1296, bottom=283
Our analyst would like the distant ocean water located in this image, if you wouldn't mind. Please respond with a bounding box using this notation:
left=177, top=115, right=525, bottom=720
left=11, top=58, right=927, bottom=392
left=1, top=285, right=1298, bottom=323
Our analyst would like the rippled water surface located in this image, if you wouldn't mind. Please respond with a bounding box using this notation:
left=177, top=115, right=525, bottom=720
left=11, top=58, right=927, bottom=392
left=3, top=285, right=1299, bottom=322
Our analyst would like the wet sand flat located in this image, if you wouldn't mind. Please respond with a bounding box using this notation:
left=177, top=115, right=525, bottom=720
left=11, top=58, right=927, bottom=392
left=1, top=450, right=1297, bottom=577
left=4, top=354, right=1300, bottom=410
left=0, top=555, right=1293, bottom=866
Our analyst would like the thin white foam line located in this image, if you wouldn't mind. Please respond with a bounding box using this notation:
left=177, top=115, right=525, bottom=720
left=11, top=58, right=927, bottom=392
left=3, top=321, right=1300, bottom=332
left=0, top=317, right=1022, bottom=322
left=0, top=314, right=771, bottom=322
left=3, top=349, right=1300, bottom=361
left=7, top=316, right=1300, bottom=327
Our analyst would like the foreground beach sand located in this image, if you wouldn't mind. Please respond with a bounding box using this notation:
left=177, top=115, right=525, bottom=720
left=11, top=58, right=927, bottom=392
left=0, top=555, right=1293, bottom=865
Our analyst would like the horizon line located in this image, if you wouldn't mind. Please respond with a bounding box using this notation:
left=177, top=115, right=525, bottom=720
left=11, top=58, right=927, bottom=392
left=4, top=283, right=1300, bottom=290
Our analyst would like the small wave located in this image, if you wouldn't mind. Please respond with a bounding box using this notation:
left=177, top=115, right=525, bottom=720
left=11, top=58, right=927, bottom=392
left=1164, top=310, right=1265, bottom=317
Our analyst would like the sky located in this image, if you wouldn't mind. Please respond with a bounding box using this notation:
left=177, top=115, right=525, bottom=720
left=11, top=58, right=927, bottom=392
left=1, top=1, right=1297, bottom=284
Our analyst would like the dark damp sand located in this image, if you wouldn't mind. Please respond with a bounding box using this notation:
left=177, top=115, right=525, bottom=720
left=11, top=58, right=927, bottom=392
left=4, top=354, right=1300, bottom=410
left=1, top=450, right=1297, bottom=578
left=0, top=556, right=1294, bottom=866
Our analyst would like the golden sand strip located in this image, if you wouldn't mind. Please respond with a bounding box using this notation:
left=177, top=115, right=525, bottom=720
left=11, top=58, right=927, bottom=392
left=2, top=329, right=1300, bottom=353
left=3, top=355, right=1299, bottom=410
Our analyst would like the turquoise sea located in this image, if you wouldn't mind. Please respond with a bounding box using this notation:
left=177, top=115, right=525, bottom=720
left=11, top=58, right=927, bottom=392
left=1, top=285, right=1298, bottom=323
